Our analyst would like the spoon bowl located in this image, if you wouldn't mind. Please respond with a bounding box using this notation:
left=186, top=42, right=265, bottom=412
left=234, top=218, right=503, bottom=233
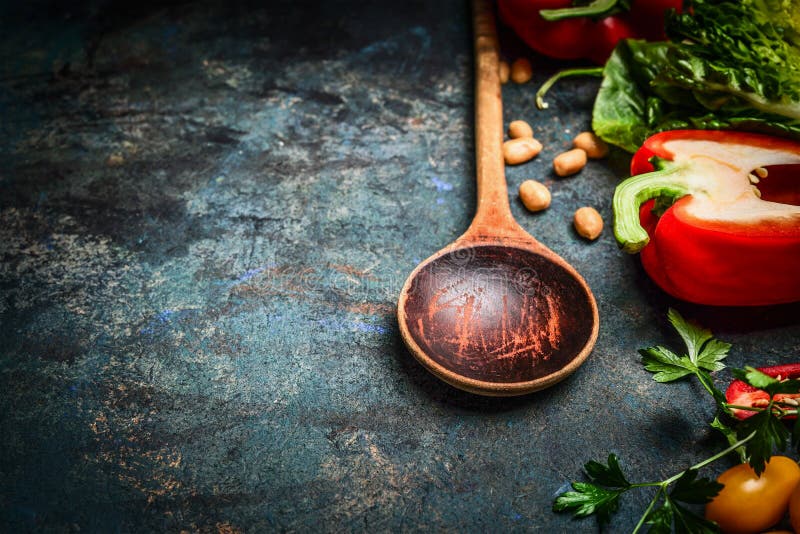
left=397, top=0, right=598, bottom=396
left=399, top=239, right=597, bottom=396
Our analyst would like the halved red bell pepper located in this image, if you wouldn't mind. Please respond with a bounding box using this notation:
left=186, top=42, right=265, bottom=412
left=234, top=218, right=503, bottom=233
left=613, top=130, right=800, bottom=306
left=496, top=0, right=680, bottom=64
left=726, top=363, right=800, bottom=420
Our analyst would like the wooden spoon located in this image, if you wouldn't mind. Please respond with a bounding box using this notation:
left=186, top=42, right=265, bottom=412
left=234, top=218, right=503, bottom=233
left=396, top=0, right=599, bottom=396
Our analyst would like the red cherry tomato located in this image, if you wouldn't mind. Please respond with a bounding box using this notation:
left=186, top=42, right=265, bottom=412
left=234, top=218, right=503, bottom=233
left=705, top=457, right=800, bottom=534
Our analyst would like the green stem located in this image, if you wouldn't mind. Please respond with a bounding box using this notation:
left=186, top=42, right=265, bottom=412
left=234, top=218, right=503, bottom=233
left=539, top=0, right=622, bottom=21
left=612, top=164, right=691, bottom=253
left=725, top=404, right=763, bottom=413
left=664, top=430, right=758, bottom=485
left=632, top=487, right=664, bottom=534
left=694, top=370, right=721, bottom=403
left=535, top=67, right=603, bottom=109
left=724, top=403, right=799, bottom=416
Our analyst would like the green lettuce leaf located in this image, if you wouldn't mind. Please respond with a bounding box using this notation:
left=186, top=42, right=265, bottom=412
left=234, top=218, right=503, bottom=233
left=592, top=0, right=800, bottom=152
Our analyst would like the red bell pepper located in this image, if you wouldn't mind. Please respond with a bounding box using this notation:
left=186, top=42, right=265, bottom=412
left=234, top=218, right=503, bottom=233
left=612, top=130, right=800, bottom=306
left=496, top=0, right=680, bottom=64
left=726, top=363, right=800, bottom=420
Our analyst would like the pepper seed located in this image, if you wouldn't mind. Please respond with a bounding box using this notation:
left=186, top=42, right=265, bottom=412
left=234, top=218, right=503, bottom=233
left=755, top=166, right=769, bottom=178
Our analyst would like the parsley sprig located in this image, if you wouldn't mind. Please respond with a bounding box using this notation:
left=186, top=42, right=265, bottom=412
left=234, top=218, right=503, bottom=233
left=553, top=308, right=800, bottom=532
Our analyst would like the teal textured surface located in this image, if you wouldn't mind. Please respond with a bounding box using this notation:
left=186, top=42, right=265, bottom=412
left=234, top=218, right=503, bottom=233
left=2, top=1, right=799, bottom=531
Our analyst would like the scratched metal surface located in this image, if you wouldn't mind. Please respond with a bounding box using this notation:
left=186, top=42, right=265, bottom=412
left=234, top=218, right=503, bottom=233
left=2, top=1, right=799, bottom=532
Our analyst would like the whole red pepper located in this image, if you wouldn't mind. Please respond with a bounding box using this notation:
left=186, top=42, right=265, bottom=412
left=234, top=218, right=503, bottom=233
left=497, top=0, right=680, bottom=64
left=613, top=130, right=800, bottom=306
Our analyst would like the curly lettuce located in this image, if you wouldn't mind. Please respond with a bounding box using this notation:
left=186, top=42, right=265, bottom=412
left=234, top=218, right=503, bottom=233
left=592, top=0, right=800, bottom=152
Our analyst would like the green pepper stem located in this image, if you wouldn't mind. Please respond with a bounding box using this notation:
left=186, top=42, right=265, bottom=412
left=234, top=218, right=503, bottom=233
left=612, top=164, right=690, bottom=253
left=539, top=0, right=626, bottom=21
left=535, top=67, right=603, bottom=109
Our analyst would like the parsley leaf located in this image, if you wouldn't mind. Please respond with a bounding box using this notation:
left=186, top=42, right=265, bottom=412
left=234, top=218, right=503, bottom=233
left=737, top=408, right=789, bottom=475
left=640, top=309, right=729, bottom=404
left=667, top=308, right=712, bottom=362
left=553, top=455, right=631, bottom=526
left=585, top=453, right=630, bottom=488
left=732, top=366, right=800, bottom=396
left=793, top=414, right=800, bottom=452
left=668, top=499, right=720, bottom=534
left=669, top=468, right=722, bottom=505
left=640, top=346, right=694, bottom=382
left=644, top=503, right=673, bottom=534
left=646, top=490, right=721, bottom=534
left=552, top=482, right=623, bottom=527
left=641, top=309, right=730, bottom=382
left=695, top=338, right=731, bottom=373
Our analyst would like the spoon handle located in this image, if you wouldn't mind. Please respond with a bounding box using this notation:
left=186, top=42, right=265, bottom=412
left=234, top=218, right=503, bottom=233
left=469, top=0, right=517, bottom=236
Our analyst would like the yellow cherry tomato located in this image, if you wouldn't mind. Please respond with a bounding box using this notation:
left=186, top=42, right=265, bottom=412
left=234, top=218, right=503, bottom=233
left=705, top=456, right=800, bottom=534
left=790, top=479, right=800, bottom=532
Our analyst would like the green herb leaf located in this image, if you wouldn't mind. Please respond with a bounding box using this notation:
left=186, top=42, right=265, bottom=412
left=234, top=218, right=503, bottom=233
left=738, top=408, right=789, bottom=475
left=732, top=366, right=800, bottom=396
left=669, top=469, right=723, bottom=505
left=640, top=346, right=695, bottom=382
left=710, top=416, right=736, bottom=445
left=640, top=309, right=728, bottom=405
left=552, top=482, right=623, bottom=526
left=668, top=498, right=721, bottom=534
left=585, top=454, right=630, bottom=488
left=695, top=338, right=731, bottom=373
left=668, top=308, right=712, bottom=364
left=644, top=502, right=673, bottom=534
left=647, top=497, right=720, bottom=534
left=711, top=416, right=744, bottom=461
left=793, top=413, right=800, bottom=452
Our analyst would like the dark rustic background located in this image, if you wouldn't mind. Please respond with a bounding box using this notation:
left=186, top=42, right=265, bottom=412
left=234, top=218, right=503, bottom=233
left=2, top=1, right=799, bottom=531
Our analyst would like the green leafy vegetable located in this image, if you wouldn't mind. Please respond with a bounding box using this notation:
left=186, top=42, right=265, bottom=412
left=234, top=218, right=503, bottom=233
left=585, top=453, right=630, bottom=487
left=592, top=0, right=800, bottom=152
